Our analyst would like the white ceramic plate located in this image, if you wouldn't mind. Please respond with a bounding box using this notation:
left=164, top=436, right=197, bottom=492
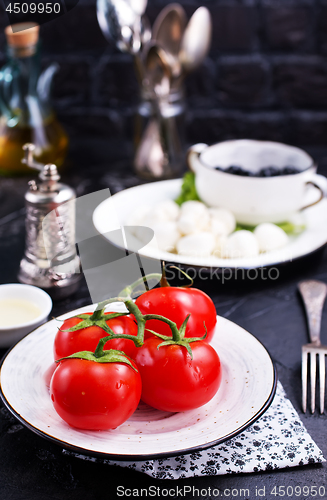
left=93, top=179, right=327, bottom=269
left=0, top=303, right=276, bottom=460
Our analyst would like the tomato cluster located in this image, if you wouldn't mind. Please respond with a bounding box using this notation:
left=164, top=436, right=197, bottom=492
left=49, top=278, right=221, bottom=431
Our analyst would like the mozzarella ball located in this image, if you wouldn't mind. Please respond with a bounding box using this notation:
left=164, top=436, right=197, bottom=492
left=136, top=221, right=180, bottom=252
left=180, top=200, right=208, bottom=216
left=142, top=211, right=170, bottom=228
left=222, top=230, right=259, bottom=259
left=153, top=199, right=180, bottom=221
left=178, top=214, right=195, bottom=235
left=126, top=205, right=152, bottom=235
left=178, top=201, right=210, bottom=235
left=213, top=234, right=229, bottom=258
left=209, top=217, right=230, bottom=238
left=208, top=208, right=236, bottom=235
left=177, top=232, right=215, bottom=258
left=254, top=223, right=289, bottom=253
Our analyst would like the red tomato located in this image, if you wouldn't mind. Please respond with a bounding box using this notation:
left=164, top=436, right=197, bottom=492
left=54, top=313, right=138, bottom=361
left=135, top=287, right=217, bottom=342
left=44, top=362, right=57, bottom=389
left=134, top=338, right=222, bottom=412
left=50, top=356, right=142, bottom=430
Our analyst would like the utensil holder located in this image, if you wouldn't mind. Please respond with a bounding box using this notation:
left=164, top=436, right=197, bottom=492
left=134, top=88, right=186, bottom=180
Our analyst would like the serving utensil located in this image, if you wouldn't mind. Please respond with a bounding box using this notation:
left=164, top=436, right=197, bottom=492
left=152, top=3, right=186, bottom=77
left=152, top=5, right=212, bottom=88
left=298, top=280, right=327, bottom=414
left=97, top=0, right=149, bottom=54
left=135, top=43, right=184, bottom=179
left=135, top=43, right=171, bottom=178
left=144, top=43, right=172, bottom=97
left=129, top=0, right=147, bottom=17
left=177, top=6, right=211, bottom=83
left=96, top=2, right=212, bottom=180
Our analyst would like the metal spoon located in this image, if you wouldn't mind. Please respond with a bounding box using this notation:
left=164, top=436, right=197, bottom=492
left=152, top=3, right=187, bottom=77
left=135, top=44, right=183, bottom=179
left=129, top=0, right=147, bottom=17
left=144, top=43, right=172, bottom=98
left=97, top=0, right=148, bottom=54
left=179, top=6, right=212, bottom=73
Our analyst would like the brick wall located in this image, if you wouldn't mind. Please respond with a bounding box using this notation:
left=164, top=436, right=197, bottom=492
left=1, top=0, right=327, bottom=146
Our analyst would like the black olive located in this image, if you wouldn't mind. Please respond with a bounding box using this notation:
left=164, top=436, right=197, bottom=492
left=225, top=165, right=250, bottom=176
left=259, top=166, right=281, bottom=177
left=281, top=166, right=300, bottom=175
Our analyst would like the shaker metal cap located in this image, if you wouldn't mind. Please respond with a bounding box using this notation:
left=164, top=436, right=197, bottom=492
left=5, top=23, right=39, bottom=48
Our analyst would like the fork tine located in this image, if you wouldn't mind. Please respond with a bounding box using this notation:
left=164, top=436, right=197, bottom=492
left=302, top=350, right=308, bottom=413
left=319, top=352, right=325, bottom=414
left=310, top=351, right=317, bottom=413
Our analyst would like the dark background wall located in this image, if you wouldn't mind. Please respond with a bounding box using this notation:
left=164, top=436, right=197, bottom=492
left=1, top=0, right=327, bottom=147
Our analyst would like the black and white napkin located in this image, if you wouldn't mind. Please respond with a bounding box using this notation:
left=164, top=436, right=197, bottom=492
left=65, top=382, right=324, bottom=479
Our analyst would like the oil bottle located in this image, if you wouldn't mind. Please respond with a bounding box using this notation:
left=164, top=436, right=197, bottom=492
left=0, top=23, right=68, bottom=176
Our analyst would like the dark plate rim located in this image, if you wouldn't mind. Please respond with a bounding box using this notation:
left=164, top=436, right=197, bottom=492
left=0, top=314, right=277, bottom=462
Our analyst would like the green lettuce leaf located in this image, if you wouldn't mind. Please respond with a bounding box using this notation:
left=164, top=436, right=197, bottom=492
left=175, top=172, right=201, bottom=206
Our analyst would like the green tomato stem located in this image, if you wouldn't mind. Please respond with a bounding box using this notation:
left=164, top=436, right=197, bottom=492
left=143, top=314, right=180, bottom=341
left=95, top=296, right=124, bottom=311
left=119, top=273, right=162, bottom=298
left=124, top=298, right=146, bottom=347
left=169, top=266, right=194, bottom=288
left=94, top=335, right=112, bottom=358
left=90, top=308, right=105, bottom=321
left=160, top=262, right=170, bottom=287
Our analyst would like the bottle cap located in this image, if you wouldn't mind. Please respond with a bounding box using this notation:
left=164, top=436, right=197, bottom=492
left=5, top=23, right=39, bottom=48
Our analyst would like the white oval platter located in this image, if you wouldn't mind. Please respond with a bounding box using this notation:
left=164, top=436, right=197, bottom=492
left=93, top=179, right=327, bottom=270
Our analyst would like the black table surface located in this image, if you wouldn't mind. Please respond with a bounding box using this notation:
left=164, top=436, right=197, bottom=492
left=1, top=138, right=327, bottom=500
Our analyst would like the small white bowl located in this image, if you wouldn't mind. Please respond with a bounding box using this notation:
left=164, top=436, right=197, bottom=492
left=188, top=140, right=327, bottom=225
left=0, top=284, right=52, bottom=348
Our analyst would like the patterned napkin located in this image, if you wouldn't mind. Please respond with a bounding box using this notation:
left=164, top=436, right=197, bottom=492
left=64, top=382, right=324, bottom=479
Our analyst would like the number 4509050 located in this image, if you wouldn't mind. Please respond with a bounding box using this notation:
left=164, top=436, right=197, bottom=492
left=6, top=3, right=61, bottom=13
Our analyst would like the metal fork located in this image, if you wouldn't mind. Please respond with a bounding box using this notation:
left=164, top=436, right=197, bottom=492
left=298, top=280, right=327, bottom=414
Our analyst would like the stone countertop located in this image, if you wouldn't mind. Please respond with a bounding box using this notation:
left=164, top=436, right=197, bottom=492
left=0, top=138, right=327, bottom=499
